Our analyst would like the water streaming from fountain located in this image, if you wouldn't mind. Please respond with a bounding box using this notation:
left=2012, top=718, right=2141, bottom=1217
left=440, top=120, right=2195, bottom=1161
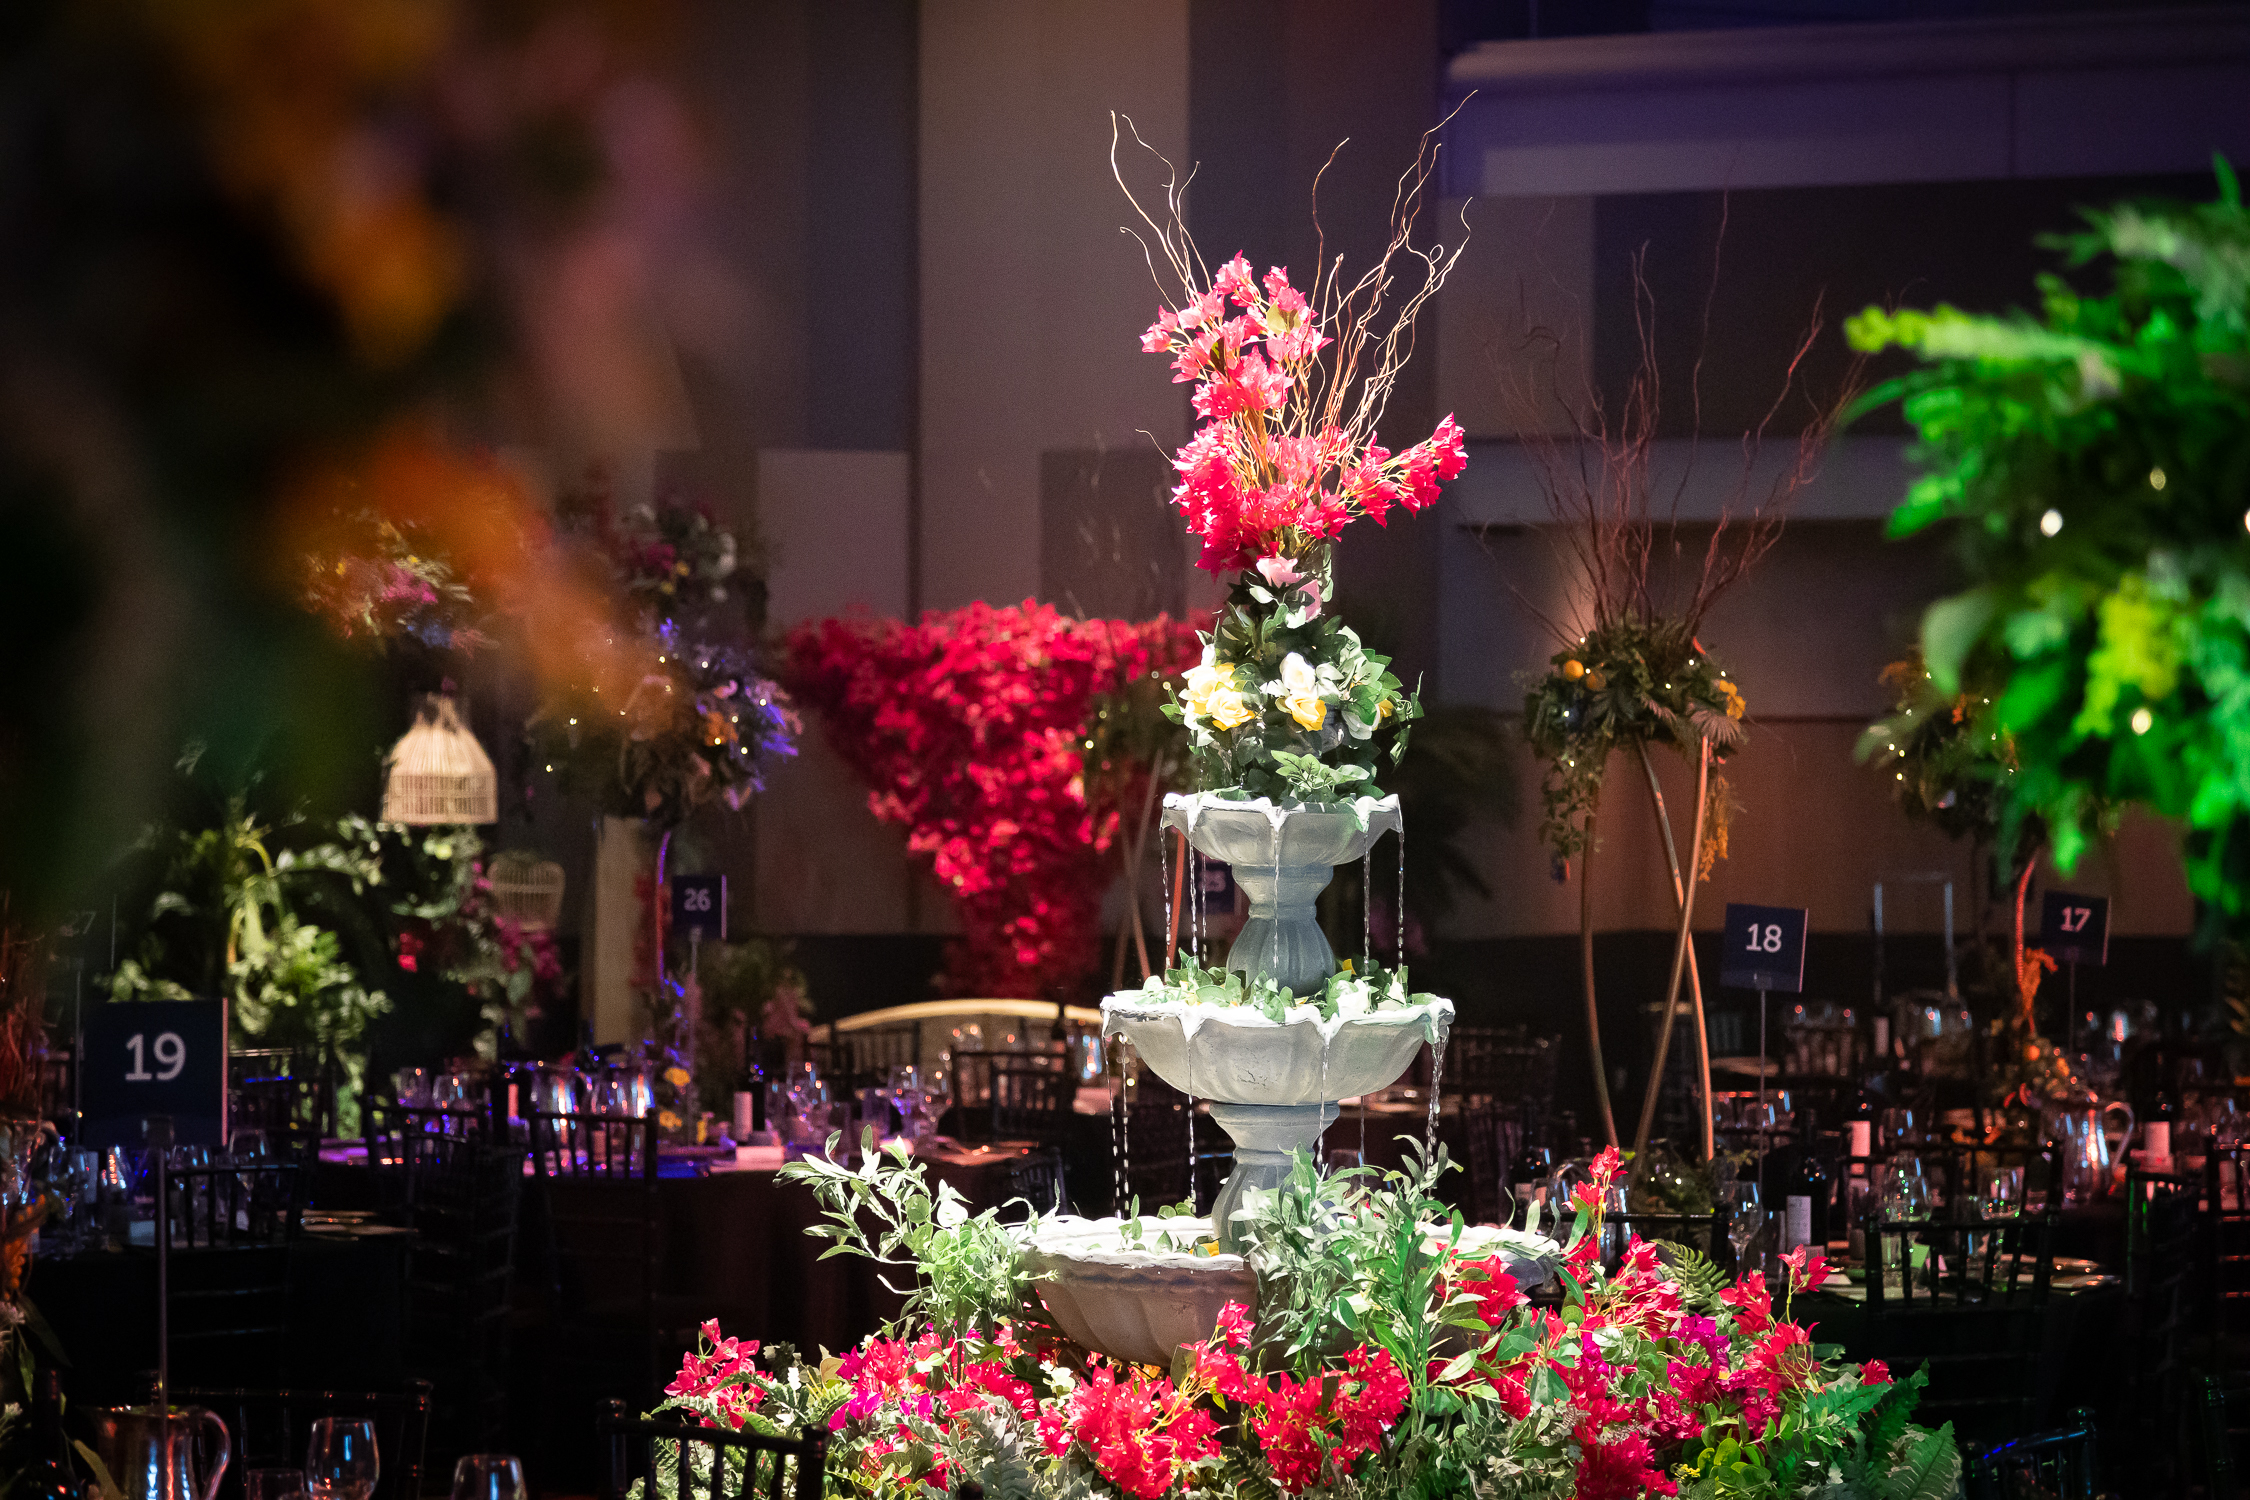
left=1426, top=1024, right=1450, bottom=1160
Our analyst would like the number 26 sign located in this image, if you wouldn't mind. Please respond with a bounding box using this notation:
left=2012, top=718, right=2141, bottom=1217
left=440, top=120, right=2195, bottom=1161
left=1720, top=903, right=1809, bottom=993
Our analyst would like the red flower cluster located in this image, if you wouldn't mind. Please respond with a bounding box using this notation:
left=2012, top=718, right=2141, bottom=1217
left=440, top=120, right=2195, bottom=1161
left=1142, top=254, right=1468, bottom=574
left=1048, top=1362, right=1221, bottom=1500
left=665, top=1320, right=764, bottom=1430
left=786, top=602, right=1200, bottom=997
left=1191, top=1302, right=1410, bottom=1495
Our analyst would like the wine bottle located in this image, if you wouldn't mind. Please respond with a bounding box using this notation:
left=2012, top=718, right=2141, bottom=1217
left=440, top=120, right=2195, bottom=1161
left=1845, top=1086, right=1877, bottom=1178
left=1508, top=1117, right=1552, bottom=1225
left=23, top=1370, right=81, bottom=1500
left=2146, top=1076, right=2178, bottom=1166
left=1781, top=1127, right=1832, bottom=1255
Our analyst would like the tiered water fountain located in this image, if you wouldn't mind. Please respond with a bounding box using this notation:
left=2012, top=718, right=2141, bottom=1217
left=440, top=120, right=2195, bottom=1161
left=1026, top=794, right=1547, bottom=1368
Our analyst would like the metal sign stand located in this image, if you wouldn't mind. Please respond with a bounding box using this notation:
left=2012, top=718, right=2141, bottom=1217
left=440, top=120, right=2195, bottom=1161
left=147, top=1113, right=173, bottom=1414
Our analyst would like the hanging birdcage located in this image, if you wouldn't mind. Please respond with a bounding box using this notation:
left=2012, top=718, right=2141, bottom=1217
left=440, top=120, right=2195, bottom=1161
left=490, top=849, right=566, bottom=930
left=381, top=694, right=498, bottom=824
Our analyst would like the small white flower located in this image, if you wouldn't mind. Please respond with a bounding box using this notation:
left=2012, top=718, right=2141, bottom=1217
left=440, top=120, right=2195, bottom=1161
left=1280, top=651, right=1318, bottom=697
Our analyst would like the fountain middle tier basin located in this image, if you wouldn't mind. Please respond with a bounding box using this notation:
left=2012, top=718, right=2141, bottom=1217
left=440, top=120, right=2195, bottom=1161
left=1100, top=996, right=1452, bottom=1106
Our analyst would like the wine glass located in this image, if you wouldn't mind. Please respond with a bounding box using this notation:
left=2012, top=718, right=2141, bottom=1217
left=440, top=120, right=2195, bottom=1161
left=1883, top=1154, right=1931, bottom=1220
left=306, top=1417, right=379, bottom=1500
left=247, top=1468, right=309, bottom=1500
left=1981, top=1165, right=2024, bottom=1219
left=884, top=1064, right=922, bottom=1138
left=1725, top=1181, right=1763, bottom=1269
left=451, top=1454, right=525, bottom=1500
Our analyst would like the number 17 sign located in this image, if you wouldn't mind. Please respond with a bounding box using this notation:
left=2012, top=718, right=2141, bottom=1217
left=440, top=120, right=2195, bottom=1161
left=1721, top=903, right=1808, bottom=993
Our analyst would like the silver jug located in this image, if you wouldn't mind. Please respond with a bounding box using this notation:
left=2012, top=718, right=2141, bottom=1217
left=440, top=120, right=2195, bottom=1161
left=2043, top=1091, right=2134, bottom=1207
left=84, top=1406, right=230, bottom=1500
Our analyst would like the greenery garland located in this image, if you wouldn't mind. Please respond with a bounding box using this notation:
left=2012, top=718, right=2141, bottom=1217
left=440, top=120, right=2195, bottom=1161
left=1522, top=616, right=1744, bottom=871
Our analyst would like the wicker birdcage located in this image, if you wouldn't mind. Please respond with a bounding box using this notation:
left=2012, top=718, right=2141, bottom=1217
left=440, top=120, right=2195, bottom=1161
left=381, top=694, right=498, bottom=825
left=490, top=849, right=566, bottom=930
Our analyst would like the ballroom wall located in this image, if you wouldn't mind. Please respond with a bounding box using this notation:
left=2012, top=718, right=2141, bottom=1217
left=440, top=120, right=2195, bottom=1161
left=611, top=1, right=2250, bottom=1016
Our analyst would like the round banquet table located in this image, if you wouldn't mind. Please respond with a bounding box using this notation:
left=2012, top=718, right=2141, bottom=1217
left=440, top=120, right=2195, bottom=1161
left=650, top=1143, right=1032, bottom=1352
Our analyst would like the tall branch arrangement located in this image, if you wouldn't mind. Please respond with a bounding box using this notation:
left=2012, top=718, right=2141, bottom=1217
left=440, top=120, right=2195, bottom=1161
left=1514, top=252, right=1848, bottom=1153
left=1115, top=117, right=1469, bottom=808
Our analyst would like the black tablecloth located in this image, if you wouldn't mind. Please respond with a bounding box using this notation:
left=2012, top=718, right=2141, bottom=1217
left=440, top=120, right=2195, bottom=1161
left=28, top=1232, right=412, bottom=1406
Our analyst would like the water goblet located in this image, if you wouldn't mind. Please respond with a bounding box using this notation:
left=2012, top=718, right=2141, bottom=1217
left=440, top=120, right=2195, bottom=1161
left=1725, top=1181, right=1763, bottom=1269
left=451, top=1454, right=525, bottom=1500
left=306, top=1417, right=379, bottom=1500
left=394, top=1067, right=434, bottom=1107
left=1981, top=1165, right=2024, bottom=1219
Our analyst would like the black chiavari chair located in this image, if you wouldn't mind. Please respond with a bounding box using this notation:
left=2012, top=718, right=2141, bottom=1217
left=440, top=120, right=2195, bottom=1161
left=598, top=1399, right=827, bottom=1500
left=1963, top=1406, right=2099, bottom=1500
left=161, top=1161, right=304, bottom=1386
left=1862, top=1208, right=2057, bottom=1444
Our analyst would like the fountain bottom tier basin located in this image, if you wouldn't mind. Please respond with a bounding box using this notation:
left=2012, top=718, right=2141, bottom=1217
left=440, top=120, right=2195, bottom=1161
left=1025, top=1215, right=1559, bottom=1369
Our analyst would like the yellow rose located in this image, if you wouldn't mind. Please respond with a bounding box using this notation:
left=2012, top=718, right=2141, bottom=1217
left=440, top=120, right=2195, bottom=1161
left=658, top=1110, right=683, bottom=1131
left=664, top=1066, right=691, bottom=1088
left=1205, top=687, right=1256, bottom=730
left=1287, top=693, right=1327, bottom=731
left=1562, top=659, right=1586, bottom=680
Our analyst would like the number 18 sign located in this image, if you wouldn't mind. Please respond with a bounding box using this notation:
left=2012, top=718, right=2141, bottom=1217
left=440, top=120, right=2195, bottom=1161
left=1721, top=903, right=1808, bottom=994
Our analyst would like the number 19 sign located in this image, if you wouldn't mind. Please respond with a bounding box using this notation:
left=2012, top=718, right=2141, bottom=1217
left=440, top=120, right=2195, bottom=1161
left=80, top=999, right=227, bottom=1148
left=1720, top=903, right=1809, bottom=994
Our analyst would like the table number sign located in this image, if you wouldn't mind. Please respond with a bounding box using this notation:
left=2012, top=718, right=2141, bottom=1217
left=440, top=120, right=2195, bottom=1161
left=2039, top=890, right=2110, bottom=966
left=671, top=874, right=728, bottom=941
left=1720, top=903, right=1808, bottom=994
left=80, top=999, right=226, bottom=1148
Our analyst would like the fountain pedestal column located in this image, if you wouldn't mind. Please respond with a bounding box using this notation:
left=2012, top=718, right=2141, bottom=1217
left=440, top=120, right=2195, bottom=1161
left=1205, top=1100, right=1340, bottom=1245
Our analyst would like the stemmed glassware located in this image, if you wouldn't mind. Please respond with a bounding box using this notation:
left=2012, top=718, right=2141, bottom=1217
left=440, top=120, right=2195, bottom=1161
left=247, top=1468, right=309, bottom=1500
left=884, top=1065, right=924, bottom=1141
left=306, top=1418, right=379, bottom=1500
left=1724, top=1181, right=1763, bottom=1271
left=1883, top=1153, right=1931, bottom=1219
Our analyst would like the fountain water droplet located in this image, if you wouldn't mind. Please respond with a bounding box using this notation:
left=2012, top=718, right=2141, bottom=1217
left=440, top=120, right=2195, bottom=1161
left=1427, top=1025, right=1450, bottom=1161
left=1362, top=850, right=1372, bottom=966
left=1396, top=813, right=1408, bottom=965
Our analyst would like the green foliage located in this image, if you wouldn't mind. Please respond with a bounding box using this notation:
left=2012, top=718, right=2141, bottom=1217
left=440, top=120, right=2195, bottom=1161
left=1123, top=956, right=1439, bottom=1015
left=1521, top=615, right=1745, bottom=863
left=1173, top=554, right=1425, bottom=804
left=1848, top=160, right=2250, bottom=939
left=781, top=1129, right=1040, bottom=1342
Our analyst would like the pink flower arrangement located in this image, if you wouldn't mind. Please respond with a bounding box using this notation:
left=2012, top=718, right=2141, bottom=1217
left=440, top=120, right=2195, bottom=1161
left=786, top=602, right=1201, bottom=997
left=1142, top=254, right=1467, bottom=576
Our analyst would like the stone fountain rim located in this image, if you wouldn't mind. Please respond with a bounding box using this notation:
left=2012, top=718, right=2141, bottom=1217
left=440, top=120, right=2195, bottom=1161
left=1028, top=1214, right=1248, bottom=1273
left=1159, top=789, right=1401, bottom=830
left=1099, top=992, right=1454, bottom=1046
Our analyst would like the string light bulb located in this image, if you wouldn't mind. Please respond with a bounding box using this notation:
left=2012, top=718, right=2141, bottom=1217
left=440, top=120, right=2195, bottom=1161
left=2040, top=509, right=2064, bottom=537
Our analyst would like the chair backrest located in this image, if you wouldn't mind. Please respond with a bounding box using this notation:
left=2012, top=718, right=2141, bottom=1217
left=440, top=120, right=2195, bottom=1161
left=2126, top=1166, right=2201, bottom=1481
left=989, top=1063, right=1074, bottom=1145
left=1865, top=1210, right=2055, bottom=1309
left=174, top=1381, right=432, bottom=1500
left=1460, top=1103, right=1507, bottom=1228
left=529, top=1107, right=657, bottom=1180
left=1119, top=1094, right=1191, bottom=1214
left=1441, top=1028, right=1559, bottom=1115
left=403, top=1137, right=523, bottom=1468
left=164, top=1163, right=303, bottom=1249
left=1861, top=1211, right=2056, bottom=1444
left=530, top=1109, right=660, bottom=1402
left=2202, top=1372, right=2250, bottom=1500
left=998, top=1146, right=1067, bottom=1221
left=2209, top=1145, right=2250, bottom=1337
left=598, top=1399, right=828, bottom=1500
left=1963, top=1406, right=2100, bottom=1500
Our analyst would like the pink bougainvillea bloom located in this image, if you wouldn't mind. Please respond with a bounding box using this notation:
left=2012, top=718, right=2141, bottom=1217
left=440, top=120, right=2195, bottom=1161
left=1214, top=253, right=1257, bottom=306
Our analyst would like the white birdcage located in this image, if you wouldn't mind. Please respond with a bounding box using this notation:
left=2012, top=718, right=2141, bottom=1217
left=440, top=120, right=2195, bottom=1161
left=490, top=849, right=566, bottom=930
left=381, top=695, right=498, bottom=825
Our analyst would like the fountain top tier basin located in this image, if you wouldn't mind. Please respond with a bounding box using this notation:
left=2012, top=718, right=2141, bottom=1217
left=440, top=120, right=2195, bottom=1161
left=1102, top=993, right=1452, bottom=1107
left=1161, top=791, right=1400, bottom=869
